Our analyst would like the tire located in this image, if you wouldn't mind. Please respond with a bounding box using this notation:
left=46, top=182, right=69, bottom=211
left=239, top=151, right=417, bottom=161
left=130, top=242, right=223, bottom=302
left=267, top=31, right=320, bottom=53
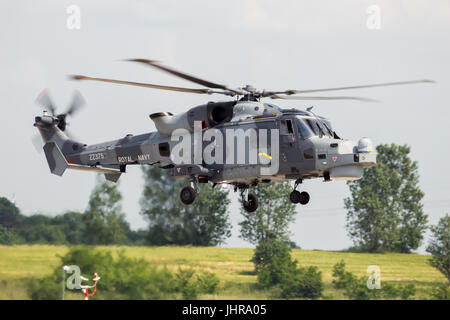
left=180, top=186, right=196, bottom=205
left=299, top=191, right=310, bottom=205
left=243, top=193, right=259, bottom=212
left=290, top=190, right=301, bottom=204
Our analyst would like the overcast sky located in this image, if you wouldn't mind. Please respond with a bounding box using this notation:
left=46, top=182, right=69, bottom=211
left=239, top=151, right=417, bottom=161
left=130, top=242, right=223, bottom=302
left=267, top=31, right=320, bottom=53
left=1, top=1, right=449, bottom=252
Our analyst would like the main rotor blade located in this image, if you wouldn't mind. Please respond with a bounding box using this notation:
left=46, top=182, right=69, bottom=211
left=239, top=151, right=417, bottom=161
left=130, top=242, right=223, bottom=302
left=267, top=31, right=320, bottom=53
left=70, top=75, right=213, bottom=94
left=35, top=89, right=56, bottom=115
left=127, top=59, right=233, bottom=91
left=269, top=79, right=435, bottom=96
left=270, top=95, right=378, bottom=102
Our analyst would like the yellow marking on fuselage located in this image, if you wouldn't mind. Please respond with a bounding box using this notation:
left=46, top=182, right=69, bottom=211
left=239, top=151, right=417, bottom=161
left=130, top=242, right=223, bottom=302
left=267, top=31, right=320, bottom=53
left=258, top=152, right=272, bottom=159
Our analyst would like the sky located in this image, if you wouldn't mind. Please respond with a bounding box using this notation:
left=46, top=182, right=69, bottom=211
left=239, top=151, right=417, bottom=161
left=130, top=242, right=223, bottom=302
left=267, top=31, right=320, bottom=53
left=1, top=0, right=449, bottom=252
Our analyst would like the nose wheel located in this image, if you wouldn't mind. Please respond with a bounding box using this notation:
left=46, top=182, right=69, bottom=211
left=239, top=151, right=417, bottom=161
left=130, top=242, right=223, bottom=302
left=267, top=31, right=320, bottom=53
left=290, top=179, right=310, bottom=205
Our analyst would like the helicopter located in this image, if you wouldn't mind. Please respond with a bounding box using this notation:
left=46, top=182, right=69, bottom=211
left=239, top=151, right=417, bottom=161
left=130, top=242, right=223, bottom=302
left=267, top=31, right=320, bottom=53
left=34, top=59, right=433, bottom=212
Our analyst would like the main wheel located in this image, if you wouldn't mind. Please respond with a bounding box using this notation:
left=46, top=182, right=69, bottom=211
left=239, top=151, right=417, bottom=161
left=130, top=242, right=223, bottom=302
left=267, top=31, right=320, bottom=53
left=299, top=191, right=310, bottom=205
left=243, top=193, right=259, bottom=212
left=180, top=186, right=196, bottom=205
left=290, top=190, right=301, bottom=204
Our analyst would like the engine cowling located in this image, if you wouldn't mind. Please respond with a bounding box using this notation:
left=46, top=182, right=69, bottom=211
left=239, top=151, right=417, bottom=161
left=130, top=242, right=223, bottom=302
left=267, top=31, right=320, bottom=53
left=150, top=101, right=236, bottom=136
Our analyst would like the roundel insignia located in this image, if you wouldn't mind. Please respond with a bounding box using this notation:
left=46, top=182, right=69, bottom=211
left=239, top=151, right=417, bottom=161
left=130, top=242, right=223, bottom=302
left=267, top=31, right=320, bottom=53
left=332, top=156, right=337, bottom=162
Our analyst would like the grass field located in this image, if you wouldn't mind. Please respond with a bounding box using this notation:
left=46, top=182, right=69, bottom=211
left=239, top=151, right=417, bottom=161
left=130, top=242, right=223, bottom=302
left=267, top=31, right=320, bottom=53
left=0, top=245, right=446, bottom=299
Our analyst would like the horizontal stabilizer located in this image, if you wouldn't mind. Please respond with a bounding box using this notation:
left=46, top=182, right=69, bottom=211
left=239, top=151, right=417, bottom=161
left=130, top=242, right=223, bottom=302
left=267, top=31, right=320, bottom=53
left=105, top=173, right=122, bottom=182
left=43, top=142, right=121, bottom=177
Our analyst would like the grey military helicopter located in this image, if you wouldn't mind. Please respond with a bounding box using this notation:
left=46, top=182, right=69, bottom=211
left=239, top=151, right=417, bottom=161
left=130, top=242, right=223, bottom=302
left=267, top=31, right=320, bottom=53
left=34, top=59, right=433, bottom=212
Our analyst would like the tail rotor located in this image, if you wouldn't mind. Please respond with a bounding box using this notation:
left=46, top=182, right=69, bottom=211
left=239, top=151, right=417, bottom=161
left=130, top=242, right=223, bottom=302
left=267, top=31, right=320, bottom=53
left=33, top=89, right=86, bottom=152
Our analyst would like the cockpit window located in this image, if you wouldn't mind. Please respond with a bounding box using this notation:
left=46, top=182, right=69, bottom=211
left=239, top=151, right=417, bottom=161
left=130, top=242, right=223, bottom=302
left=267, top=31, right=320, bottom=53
left=322, top=120, right=334, bottom=136
left=296, top=118, right=312, bottom=140
left=307, top=119, right=327, bottom=137
left=298, top=117, right=333, bottom=139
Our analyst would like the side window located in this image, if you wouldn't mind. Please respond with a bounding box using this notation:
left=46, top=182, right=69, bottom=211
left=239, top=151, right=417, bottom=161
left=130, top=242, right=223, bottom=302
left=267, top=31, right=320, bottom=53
left=159, top=142, right=170, bottom=157
left=286, top=119, right=294, bottom=134
left=280, top=119, right=295, bottom=144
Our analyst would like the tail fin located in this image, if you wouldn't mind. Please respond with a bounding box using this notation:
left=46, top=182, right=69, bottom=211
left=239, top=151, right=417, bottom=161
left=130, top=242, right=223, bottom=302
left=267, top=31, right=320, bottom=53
left=43, top=142, right=68, bottom=176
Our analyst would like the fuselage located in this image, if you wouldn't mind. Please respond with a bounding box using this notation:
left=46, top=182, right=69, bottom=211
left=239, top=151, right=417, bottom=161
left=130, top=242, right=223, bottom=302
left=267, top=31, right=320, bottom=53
left=35, top=100, right=375, bottom=185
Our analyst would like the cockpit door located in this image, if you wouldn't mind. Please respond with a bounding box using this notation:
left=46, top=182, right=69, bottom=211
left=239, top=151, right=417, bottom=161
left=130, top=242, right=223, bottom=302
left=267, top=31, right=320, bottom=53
left=279, top=118, right=302, bottom=168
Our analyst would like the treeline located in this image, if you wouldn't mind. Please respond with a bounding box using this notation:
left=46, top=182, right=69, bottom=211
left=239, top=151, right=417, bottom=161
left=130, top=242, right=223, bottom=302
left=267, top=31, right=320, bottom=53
left=0, top=166, right=232, bottom=246
left=0, top=200, right=146, bottom=246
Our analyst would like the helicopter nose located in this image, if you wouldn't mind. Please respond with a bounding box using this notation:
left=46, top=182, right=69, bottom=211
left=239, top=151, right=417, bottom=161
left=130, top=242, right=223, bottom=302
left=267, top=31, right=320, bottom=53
left=313, top=136, right=376, bottom=181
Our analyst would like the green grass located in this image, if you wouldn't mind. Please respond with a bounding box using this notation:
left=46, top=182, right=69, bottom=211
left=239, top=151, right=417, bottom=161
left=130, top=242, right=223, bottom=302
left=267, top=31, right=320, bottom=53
left=0, top=245, right=446, bottom=299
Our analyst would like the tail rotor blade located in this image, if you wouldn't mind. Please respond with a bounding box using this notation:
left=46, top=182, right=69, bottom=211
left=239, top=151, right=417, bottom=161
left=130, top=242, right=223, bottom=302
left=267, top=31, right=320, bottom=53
left=35, top=89, right=56, bottom=115
left=66, top=90, right=85, bottom=116
left=31, top=134, right=44, bottom=153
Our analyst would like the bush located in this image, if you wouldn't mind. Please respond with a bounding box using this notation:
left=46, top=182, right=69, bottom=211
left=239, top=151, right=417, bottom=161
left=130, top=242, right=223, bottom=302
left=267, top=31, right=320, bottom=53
left=429, top=283, right=450, bottom=300
left=252, top=239, right=297, bottom=288
left=196, top=271, right=220, bottom=294
left=26, top=276, right=60, bottom=300
left=174, top=268, right=220, bottom=299
left=28, top=247, right=178, bottom=299
left=26, top=247, right=222, bottom=300
left=251, top=239, right=323, bottom=299
left=175, top=268, right=199, bottom=299
left=332, top=260, right=374, bottom=299
left=280, top=266, right=323, bottom=299
left=332, top=260, right=416, bottom=300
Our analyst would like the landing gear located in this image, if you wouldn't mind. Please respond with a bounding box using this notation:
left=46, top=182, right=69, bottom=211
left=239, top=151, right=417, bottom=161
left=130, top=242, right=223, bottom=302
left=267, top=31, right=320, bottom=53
left=180, top=176, right=198, bottom=205
left=243, top=193, right=259, bottom=212
left=290, top=179, right=310, bottom=205
left=238, top=185, right=259, bottom=212
left=298, top=191, right=310, bottom=205
left=180, top=186, right=196, bottom=204
left=290, top=190, right=301, bottom=204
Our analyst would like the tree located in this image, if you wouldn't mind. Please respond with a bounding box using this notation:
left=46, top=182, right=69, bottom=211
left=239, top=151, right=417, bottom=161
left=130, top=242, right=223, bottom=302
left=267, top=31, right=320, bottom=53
left=251, top=238, right=324, bottom=299
left=426, top=214, right=450, bottom=282
left=0, top=225, right=23, bottom=244
left=251, top=238, right=297, bottom=287
left=21, top=223, right=67, bottom=244
left=0, top=196, right=24, bottom=229
left=52, top=211, right=86, bottom=244
left=140, top=166, right=231, bottom=246
left=239, top=182, right=297, bottom=245
left=344, top=144, right=428, bottom=252
left=83, top=175, right=129, bottom=244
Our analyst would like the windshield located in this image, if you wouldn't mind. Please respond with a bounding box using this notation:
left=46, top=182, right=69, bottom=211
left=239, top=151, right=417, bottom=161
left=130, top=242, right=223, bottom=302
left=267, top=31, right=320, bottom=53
left=321, top=119, right=334, bottom=136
